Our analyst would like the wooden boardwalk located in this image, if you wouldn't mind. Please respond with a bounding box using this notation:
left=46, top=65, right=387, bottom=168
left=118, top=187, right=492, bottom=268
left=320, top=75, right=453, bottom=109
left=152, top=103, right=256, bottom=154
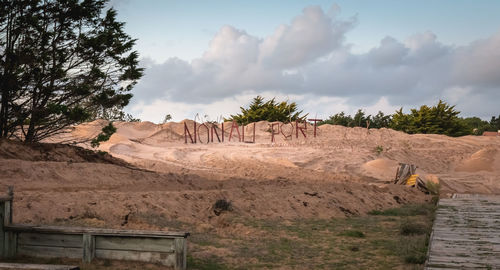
left=426, top=194, right=500, bottom=269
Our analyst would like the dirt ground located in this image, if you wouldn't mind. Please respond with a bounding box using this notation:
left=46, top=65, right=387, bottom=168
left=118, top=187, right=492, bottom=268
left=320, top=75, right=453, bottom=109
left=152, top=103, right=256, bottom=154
left=0, top=120, right=499, bottom=268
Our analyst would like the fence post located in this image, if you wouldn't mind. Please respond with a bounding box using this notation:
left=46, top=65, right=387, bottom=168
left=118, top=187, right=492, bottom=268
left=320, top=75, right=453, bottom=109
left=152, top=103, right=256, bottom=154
left=83, top=234, right=95, bottom=263
left=1, top=187, right=15, bottom=258
left=0, top=198, right=4, bottom=257
left=174, top=237, right=187, bottom=270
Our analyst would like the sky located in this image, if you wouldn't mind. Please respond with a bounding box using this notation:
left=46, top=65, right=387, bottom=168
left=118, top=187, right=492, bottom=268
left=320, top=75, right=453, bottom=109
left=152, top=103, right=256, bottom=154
left=109, top=0, right=500, bottom=122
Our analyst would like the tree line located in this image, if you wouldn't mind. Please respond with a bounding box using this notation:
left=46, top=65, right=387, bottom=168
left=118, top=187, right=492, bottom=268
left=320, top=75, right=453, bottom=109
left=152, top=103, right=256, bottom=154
left=321, top=100, right=499, bottom=137
left=230, top=97, right=499, bottom=137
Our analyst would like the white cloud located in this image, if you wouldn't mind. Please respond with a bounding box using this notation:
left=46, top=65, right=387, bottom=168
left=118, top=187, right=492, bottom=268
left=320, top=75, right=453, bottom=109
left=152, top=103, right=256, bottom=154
left=129, top=5, right=500, bottom=121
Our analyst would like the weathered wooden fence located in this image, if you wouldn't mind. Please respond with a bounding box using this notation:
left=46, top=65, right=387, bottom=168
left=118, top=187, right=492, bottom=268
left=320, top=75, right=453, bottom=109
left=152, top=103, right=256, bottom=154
left=0, top=192, right=189, bottom=269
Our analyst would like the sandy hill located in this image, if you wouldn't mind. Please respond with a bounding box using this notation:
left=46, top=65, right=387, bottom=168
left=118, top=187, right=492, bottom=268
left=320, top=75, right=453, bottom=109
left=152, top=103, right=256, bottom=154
left=0, top=119, right=498, bottom=231
left=0, top=136, right=425, bottom=232
left=55, top=120, right=500, bottom=196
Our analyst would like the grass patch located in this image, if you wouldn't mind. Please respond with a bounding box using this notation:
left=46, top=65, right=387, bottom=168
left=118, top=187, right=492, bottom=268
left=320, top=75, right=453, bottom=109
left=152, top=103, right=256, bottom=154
left=9, top=202, right=436, bottom=269
left=400, top=221, right=428, bottom=236
left=426, top=181, right=441, bottom=196
left=3, top=256, right=167, bottom=270
left=184, top=202, right=436, bottom=269
left=339, top=230, right=365, bottom=238
left=368, top=203, right=435, bottom=217
left=187, top=255, right=228, bottom=270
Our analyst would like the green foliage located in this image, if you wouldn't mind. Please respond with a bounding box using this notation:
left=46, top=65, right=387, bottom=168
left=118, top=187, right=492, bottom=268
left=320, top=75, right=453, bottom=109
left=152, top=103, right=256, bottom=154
left=405, top=253, right=427, bottom=264
left=0, top=0, right=143, bottom=142
left=319, top=112, right=354, bottom=126
left=162, top=114, right=172, bottom=123
left=353, top=109, right=370, bottom=127
left=92, top=106, right=141, bottom=122
left=400, top=221, right=427, bottom=236
left=426, top=181, right=441, bottom=196
left=228, top=96, right=306, bottom=124
left=311, top=100, right=497, bottom=137
left=91, top=123, right=117, bottom=148
left=489, top=115, right=500, bottom=130
left=339, top=230, right=365, bottom=238
left=319, top=110, right=391, bottom=128
left=123, top=114, right=141, bottom=122
left=374, top=145, right=384, bottom=155
left=458, top=117, right=492, bottom=135
left=390, top=100, right=470, bottom=137
left=371, top=111, right=392, bottom=128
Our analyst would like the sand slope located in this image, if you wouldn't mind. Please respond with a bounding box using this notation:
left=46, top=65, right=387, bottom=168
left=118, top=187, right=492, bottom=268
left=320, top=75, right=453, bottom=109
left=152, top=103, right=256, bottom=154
left=59, top=120, right=500, bottom=195
left=1, top=120, right=499, bottom=230
left=0, top=139, right=426, bottom=231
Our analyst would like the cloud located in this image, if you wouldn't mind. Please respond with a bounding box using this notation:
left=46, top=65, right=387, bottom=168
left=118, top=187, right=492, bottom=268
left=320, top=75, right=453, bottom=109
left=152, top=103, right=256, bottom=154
left=258, top=6, right=355, bottom=68
left=452, top=30, right=500, bottom=87
left=129, top=5, right=500, bottom=121
left=132, top=6, right=354, bottom=104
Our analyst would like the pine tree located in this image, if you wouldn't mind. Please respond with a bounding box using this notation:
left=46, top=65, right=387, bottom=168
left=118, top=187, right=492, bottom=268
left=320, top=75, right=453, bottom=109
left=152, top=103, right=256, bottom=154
left=228, top=96, right=306, bottom=124
left=0, top=0, right=143, bottom=142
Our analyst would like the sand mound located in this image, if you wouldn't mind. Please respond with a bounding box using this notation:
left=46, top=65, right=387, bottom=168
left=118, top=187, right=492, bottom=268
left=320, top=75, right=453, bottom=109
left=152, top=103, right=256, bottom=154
left=113, top=121, right=158, bottom=139
left=0, top=139, right=128, bottom=166
left=423, top=174, right=440, bottom=184
left=42, top=119, right=500, bottom=195
left=360, top=158, right=399, bottom=181
left=141, top=129, right=185, bottom=145
left=0, top=138, right=432, bottom=229
left=455, top=147, right=498, bottom=172
left=71, top=119, right=109, bottom=140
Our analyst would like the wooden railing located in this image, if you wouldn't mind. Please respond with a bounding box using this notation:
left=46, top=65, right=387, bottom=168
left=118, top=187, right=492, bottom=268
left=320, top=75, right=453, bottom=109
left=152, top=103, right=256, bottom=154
left=0, top=190, right=189, bottom=270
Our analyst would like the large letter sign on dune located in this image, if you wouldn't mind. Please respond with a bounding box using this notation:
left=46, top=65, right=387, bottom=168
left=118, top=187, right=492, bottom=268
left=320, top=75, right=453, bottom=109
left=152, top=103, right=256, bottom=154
left=184, top=119, right=321, bottom=144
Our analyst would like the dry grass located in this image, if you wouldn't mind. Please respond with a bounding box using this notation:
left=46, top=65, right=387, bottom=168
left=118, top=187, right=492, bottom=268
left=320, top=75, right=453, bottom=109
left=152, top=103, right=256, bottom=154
left=6, top=202, right=436, bottom=270
left=186, top=202, right=436, bottom=269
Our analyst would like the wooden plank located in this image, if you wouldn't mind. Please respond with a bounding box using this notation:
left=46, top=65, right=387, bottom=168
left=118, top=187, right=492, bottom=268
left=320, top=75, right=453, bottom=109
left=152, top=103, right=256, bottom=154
left=426, top=194, right=500, bottom=269
left=82, top=234, right=95, bottom=263
left=95, top=236, right=174, bottom=253
left=95, top=249, right=175, bottom=266
left=0, top=196, right=13, bottom=202
left=4, top=200, right=12, bottom=226
left=6, top=225, right=189, bottom=238
left=17, top=245, right=82, bottom=259
left=18, top=233, right=82, bottom=248
left=0, top=263, right=79, bottom=270
left=4, top=231, right=17, bottom=258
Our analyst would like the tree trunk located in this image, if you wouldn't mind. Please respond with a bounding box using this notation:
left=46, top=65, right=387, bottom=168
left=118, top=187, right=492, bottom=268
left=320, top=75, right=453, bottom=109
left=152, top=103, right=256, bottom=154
left=0, top=88, right=8, bottom=138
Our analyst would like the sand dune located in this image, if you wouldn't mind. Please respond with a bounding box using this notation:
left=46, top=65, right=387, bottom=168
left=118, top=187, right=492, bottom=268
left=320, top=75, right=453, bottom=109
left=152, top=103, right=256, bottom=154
left=54, top=119, right=500, bottom=196
left=1, top=119, right=499, bottom=230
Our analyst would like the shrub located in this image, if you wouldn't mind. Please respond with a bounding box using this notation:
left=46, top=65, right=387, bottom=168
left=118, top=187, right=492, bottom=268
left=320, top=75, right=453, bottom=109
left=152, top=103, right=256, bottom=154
left=227, top=96, right=306, bottom=124
left=213, top=199, right=232, bottom=216
left=340, top=230, right=365, bottom=238
left=400, top=222, right=427, bottom=236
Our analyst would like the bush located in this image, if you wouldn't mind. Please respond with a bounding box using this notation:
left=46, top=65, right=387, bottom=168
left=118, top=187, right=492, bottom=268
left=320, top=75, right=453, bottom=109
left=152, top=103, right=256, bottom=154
left=400, top=222, right=427, bottom=236
left=390, top=100, right=470, bottom=137
left=227, top=96, right=306, bottom=124
left=213, top=199, right=232, bottom=216
left=426, top=181, right=441, bottom=196
left=405, top=254, right=427, bottom=264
